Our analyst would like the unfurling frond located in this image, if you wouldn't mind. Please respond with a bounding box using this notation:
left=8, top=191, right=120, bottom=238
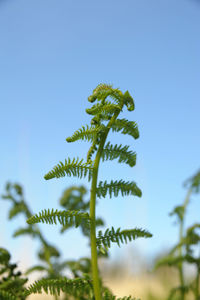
left=96, top=180, right=142, bottom=199
left=101, top=142, right=136, bottom=167
left=24, top=277, right=92, bottom=297
left=96, top=227, right=152, bottom=251
left=44, top=158, right=94, bottom=181
left=26, top=209, right=90, bottom=229
left=111, top=118, right=139, bottom=139
left=88, top=84, right=123, bottom=106
left=66, top=124, right=105, bottom=143
left=86, top=101, right=121, bottom=116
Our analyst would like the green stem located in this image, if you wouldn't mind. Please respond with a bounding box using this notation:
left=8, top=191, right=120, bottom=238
left=178, top=189, right=192, bottom=300
left=90, top=111, right=121, bottom=300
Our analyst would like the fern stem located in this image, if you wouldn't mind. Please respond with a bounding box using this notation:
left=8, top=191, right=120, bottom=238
left=178, top=188, right=192, bottom=300
left=90, top=110, right=121, bottom=300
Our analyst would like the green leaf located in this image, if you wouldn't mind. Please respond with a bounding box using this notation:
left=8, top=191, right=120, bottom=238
left=26, top=209, right=90, bottom=229
left=96, top=227, right=152, bottom=251
left=101, top=142, right=136, bottom=167
left=0, top=290, right=21, bottom=300
left=96, top=180, right=142, bottom=199
left=25, top=265, right=48, bottom=275
left=66, top=124, right=105, bottom=143
left=111, top=118, right=139, bottom=139
left=44, top=157, right=94, bottom=181
left=13, top=227, right=39, bottom=238
left=23, top=277, right=92, bottom=297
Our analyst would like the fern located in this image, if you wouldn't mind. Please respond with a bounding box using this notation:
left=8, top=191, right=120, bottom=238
left=27, top=209, right=90, bottom=228
left=29, top=84, right=152, bottom=300
left=101, top=142, right=136, bottom=167
left=96, top=180, right=142, bottom=199
left=44, top=157, right=94, bottom=181
left=96, top=227, right=152, bottom=251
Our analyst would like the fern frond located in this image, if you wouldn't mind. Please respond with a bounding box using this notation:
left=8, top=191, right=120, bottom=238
left=155, top=255, right=185, bottom=269
left=96, top=180, right=142, bottom=199
left=66, top=124, right=105, bottom=143
left=88, top=84, right=123, bottom=106
left=86, top=101, right=121, bottom=116
left=24, top=277, right=92, bottom=297
left=111, top=118, right=139, bottom=139
left=96, top=227, right=152, bottom=251
left=26, top=209, right=90, bottom=229
left=25, top=265, right=48, bottom=275
left=0, top=290, right=20, bottom=300
left=44, top=157, right=94, bottom=181
left=8, top=202, right=26, bottom=219
left=13, top=227, right=39, bottom=238
left=101, top=142, right=136, bottom=167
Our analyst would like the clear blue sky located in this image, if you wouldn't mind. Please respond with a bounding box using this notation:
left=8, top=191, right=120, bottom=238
left=0, top=0, right=200, bottom=269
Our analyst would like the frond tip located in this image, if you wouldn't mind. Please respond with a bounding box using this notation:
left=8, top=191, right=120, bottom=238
left=96, top=180, right=142, bottom=199
left=26, top=209, right=90, bottom=228
left=96, top=227, right=152, bottom=252
left=44, top=157, right=94, bottom=181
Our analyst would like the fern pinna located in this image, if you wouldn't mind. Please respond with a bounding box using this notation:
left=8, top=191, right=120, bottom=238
left=27, top=84, right=152, bottom=300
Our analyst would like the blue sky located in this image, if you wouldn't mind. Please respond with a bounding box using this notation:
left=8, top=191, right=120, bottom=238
left=0, top=0, right=200, bottom=269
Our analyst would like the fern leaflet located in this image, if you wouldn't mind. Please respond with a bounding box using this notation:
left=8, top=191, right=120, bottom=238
left=26, top=209, right=90, bottom=228
left=23, top=277, right=92, bottom=297
left=101, top=142, right=136, bottom=167
left=96, top=180, right=142, bottom=198
left=44, top=157, right=94, bottom=181
left=111, top=118, right=139, bottom=139
left=66, top=124, right=105, bottom=143
left=96, top=227, right=152, bottom=251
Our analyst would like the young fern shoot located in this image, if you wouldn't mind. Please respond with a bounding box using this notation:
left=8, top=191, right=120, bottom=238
left=27, top=84, right=152, bottom=300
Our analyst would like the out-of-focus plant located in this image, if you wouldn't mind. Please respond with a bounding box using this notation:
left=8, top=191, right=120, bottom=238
left=24, top=83, right=151, bottom=299
left=0, top=247, right=27, bottom=300
left=1, top=182, right=108, bottom=299
left=155, top=169, right=200, bottom=300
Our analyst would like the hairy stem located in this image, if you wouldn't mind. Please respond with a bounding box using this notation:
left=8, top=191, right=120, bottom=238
left=90, top=110, right=121, bottom=300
